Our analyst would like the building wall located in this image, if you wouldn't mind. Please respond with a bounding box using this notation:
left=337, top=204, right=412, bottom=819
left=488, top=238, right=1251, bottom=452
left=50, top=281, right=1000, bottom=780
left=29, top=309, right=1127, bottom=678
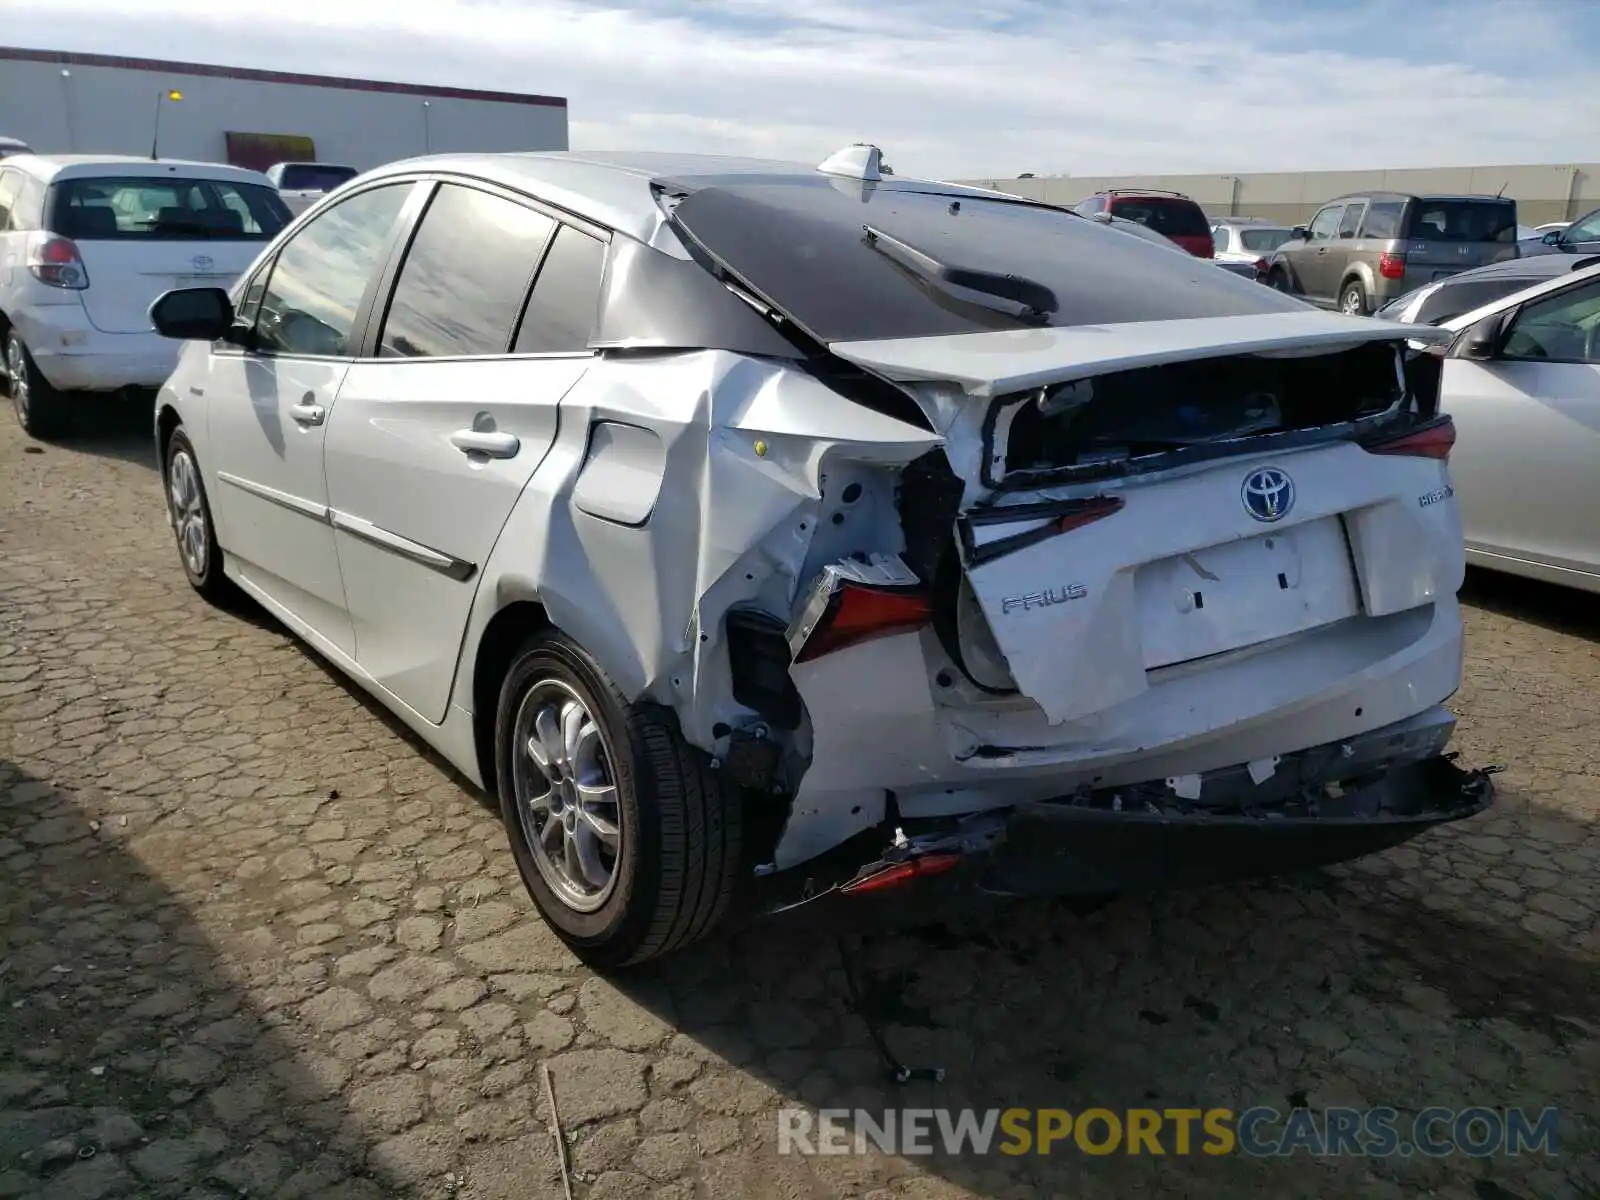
left=0, top=47, right=568, bottom=173
left=957, top=164, right=1599, bottom=227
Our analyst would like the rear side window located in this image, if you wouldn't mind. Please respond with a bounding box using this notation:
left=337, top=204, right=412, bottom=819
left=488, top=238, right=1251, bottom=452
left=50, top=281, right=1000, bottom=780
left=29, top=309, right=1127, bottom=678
left=512, top=225, right=607, bottom=354
left=0, top=170, right=19, bottom=230
left=1109, top=197, right=1210, bottom=237
left=379, top=184, right=556, bottom=359
left=1360, top=200, right=1407, bottom=239
left=47, top=177, right=291, bottom=241
left=1211, top=227, right=1231, bottom=253
left=1338, top=204, right=1365, bottom=238
left=278, top=164, right=358, bottom=192
left=1073, top=196, right=1107, bottom=216
left=1240, top=227, right=1292, bottom=253
left=1406, top=198, right=1518, bottom=244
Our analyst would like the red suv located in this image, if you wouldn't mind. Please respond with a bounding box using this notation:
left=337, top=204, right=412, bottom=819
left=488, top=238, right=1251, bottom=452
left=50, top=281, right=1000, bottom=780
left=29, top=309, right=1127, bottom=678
left=1072, top=189, right=1215, bottom=258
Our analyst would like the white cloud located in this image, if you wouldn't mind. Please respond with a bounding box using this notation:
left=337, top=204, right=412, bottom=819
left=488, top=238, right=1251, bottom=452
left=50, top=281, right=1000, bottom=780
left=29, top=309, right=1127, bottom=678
left=4, top=0, right=1592, bottom=178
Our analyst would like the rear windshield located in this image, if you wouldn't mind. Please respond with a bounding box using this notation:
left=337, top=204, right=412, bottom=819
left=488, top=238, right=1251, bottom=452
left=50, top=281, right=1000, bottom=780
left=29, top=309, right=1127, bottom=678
left=48, top=177, right=292, bottom=241
left=1240, top=227, right=1293, bottom=252
left=278, top=164, right=358, bottom=192
left=667, top=179, right=1304, bottom=343
left=1108, top=197, right=1211, bottom=237
left=1405, top=198, right=1518, bottom=244
left=1414, top=277, right=1545, bottom=326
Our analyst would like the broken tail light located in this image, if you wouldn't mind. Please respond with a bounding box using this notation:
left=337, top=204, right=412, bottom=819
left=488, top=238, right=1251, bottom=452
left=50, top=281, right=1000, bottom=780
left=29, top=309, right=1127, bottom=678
left=791, top=581, right=933, bottom=663
left=1366, top=417, right=1455, bottom=461
left=1378, top=252, right=1407, bottom=280
left=840, top=852, right=964, bottom=895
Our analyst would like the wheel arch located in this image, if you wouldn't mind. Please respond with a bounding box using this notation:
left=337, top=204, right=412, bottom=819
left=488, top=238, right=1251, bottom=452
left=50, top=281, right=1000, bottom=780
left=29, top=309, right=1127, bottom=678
left=1340, top=263, right=1377, bottom=303
left=469, top=596, right=554, bottom=792
left=156, top=402, right=184, bottom=473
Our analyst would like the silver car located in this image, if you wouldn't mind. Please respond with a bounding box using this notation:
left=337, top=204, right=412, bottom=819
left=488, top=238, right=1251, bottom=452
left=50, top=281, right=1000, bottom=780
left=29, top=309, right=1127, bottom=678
left=1210, top=219, right=1294, bottom=279
left=1431, top=260, right=1600, bottom=592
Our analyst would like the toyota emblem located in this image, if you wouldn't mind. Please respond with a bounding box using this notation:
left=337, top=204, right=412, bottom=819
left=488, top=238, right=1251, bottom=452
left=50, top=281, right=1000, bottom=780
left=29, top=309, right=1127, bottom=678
left=1241, top=467, right=1295, bottom=523
left=191, top=254, right=214, bottom=271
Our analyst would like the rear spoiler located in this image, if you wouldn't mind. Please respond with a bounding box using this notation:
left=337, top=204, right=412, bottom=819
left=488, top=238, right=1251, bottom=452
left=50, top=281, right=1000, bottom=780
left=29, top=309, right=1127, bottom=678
left=830, top=311, right=1453, bottom=398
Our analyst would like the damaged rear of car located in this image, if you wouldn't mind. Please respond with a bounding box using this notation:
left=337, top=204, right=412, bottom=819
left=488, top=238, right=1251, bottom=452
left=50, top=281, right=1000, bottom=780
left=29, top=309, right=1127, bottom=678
left=650, top=164, right=1492, bottom=913
left=442, top=150, right=1493, bottom=965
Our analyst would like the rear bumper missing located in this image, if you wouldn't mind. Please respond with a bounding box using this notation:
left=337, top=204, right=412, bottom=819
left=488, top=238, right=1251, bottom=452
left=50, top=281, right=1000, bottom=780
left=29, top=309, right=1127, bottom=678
left=752, top=720, right=1495, bottom=922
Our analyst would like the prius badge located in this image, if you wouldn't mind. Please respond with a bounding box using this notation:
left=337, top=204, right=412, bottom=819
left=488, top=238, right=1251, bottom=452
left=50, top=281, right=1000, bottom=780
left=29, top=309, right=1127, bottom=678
left=1241, top=466, right=1294, bottom=523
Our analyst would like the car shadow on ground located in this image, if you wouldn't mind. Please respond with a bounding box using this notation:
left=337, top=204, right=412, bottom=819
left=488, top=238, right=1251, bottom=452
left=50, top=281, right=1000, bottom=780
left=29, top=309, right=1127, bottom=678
left=1461, top=567, right=1600, bottom=644
left=18, top=408, right=159, bottom=471
left=0, top=761, right=414, bottom=1198
left=607, top=797, right=1599, bottom=1199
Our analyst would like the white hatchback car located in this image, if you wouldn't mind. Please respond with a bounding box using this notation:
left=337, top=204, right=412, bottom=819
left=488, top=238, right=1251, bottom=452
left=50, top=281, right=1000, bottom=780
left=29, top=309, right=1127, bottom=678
left=1, top=154, right=291, bottom=436
left=146, top=146, right=1494, bottom=966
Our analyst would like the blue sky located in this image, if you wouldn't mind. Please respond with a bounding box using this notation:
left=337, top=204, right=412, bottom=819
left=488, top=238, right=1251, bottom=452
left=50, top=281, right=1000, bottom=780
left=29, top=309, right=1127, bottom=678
left=8, top=0, right=1596, bottom=178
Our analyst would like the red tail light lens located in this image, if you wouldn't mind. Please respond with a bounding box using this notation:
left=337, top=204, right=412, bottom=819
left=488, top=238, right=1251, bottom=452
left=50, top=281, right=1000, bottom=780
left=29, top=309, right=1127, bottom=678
left=1054, top=496, right=1125, bottom=534
left=840, top=852, right=964, bottom=895
left=26, top=233, right=89, bottom=289
left=1253, top=258, right=1269, bottom=274
left=1367, top=418, right=1455, bottom=461
left=1378, top=252, right=1407, bottom=280
left=793, top=583, right=933, bottom=663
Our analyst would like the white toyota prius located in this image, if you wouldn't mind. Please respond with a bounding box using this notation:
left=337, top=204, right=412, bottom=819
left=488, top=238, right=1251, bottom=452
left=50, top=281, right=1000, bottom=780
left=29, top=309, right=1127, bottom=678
left=145, top=145, right=1494, bottom=966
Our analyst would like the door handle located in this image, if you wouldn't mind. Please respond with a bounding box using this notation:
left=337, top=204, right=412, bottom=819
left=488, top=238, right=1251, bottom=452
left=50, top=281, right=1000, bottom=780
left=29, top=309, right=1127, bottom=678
left=450, top=429, right=520, bottom=459
left=289, top=403, right=326, bottom=426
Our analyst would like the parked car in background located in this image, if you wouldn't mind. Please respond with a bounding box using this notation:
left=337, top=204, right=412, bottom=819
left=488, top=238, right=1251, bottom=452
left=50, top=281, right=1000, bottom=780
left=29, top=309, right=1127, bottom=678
left=1261, top=192, right=1519, bottom=315
left=1533, top=221, right=1571, bottom=235
left=1, top=154, right=292, bottom=437
left=1423, top=260, right=1600, bottom=593
left=143, top=145, right=1490, bottom=966
left=1376, top=253, right=1600, bottom=327
left=266, top=161, right=360, bottom=215
left=1072, top=188, right=1215, bottom=257
left=0, top=136, right=33, bottom=159
left=1210, top=218, right=1294, bottom=278
left=1518, top=206, right=1600, bottom=258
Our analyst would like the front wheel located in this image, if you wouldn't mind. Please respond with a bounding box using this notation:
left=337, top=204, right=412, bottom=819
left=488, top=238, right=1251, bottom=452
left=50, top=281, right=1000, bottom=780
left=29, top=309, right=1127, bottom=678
left=494, top=630, right=743, bottom=968
left=164, top=427, right=237, bottom=605
left=1339, top=280, right=1369, bottom=316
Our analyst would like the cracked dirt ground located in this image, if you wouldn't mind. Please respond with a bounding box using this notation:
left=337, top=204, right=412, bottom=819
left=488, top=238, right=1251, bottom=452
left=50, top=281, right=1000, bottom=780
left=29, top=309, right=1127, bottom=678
left=1, top=412, right=1597, bottom=1200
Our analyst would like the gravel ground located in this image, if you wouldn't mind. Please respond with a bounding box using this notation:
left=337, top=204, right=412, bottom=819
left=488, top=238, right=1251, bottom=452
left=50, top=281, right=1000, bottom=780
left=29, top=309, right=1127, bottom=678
left=1, top=409, right=1596, bottom=1200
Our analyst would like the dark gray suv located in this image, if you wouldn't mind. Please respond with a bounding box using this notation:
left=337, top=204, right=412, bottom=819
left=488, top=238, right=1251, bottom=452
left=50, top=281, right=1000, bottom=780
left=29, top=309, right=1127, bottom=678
left=1262, top=191, right=1519, bottom=316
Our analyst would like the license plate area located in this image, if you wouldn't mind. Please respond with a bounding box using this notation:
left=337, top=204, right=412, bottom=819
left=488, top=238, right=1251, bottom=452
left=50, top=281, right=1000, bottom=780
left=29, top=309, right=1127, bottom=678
left=1134, top=516, right=1361, bottom=670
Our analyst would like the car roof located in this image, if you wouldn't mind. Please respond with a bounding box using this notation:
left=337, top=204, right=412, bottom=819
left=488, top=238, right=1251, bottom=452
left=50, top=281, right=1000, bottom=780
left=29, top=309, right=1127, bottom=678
left=358, top=150, right=1054, bottom=245
left=5, top=154, right=274, bottom=186
left=1436, top=254, right=1594, bottom=287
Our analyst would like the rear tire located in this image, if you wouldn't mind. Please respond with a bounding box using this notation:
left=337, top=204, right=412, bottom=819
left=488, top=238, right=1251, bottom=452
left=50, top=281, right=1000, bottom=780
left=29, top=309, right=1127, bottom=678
left=1267, top=268, right=1291, bottom=293
left=1339, top=279, right=1369, bottom=316
left=494, top=630, right=742, bottom=968
left=6, top=330, right=71, bottom=438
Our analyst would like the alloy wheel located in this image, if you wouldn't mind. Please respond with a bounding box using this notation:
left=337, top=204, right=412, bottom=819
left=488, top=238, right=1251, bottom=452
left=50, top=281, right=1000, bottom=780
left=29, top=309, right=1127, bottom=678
left=1341, top=287, right=1364, bottom=315
left=6, top=337, right=28, bottom=426
left=167, top=448, right=209, bottom=578
left=510, top=680, right=624, bottom=913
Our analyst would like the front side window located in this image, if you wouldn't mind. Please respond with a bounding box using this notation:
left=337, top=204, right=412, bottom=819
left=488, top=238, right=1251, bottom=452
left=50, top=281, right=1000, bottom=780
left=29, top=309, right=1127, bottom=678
left=513, top=225, right=608, bottom=354
left=47, top=177, right=291, bottom=241
left=1500, top=279, right=1600, bottom=363
left=254, top=184, right=410, bottom=357
left=1306, top=205, right=1344, bottom=242
left=1074, top=196, right=1106, bottom=216
left=379, top=184, right=556, bottom=359
left=1562, top=208, right=1600, bottom=244
left=1338, top=203, right=1366, bottom=238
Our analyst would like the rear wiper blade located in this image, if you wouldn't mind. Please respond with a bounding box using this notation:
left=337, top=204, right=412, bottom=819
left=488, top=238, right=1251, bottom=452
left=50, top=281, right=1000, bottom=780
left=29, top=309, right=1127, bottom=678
left=862, top=224, right=1058, bottom=316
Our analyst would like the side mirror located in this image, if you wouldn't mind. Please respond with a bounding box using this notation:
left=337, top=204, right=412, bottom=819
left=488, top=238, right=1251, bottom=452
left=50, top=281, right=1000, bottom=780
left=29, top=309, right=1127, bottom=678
left=150, top=287, right=235, bottom=341
left=1290, top=226, right=1309, bottom=240
left=1090, top=211, right=1113, bottom=224
left=1453, top=312, right=1505, bottom=361
left=1541, top=229, right=1563, bottom=246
